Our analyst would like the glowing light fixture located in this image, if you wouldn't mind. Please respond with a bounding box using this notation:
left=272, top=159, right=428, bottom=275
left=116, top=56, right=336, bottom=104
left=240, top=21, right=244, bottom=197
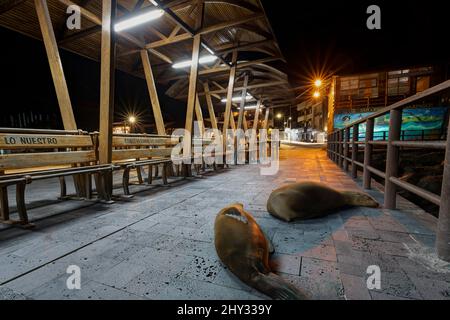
left=313, top=91, right=321, bottom=98
left=172, top=55, right=217, bottom=69
left=276, top=113, right=283, bottom=119
left=237, top=104, right=262, bottom=110
left=114, top=9, right=164, bottom=32
left=128, top=116, right=137, bottom=124
left=221, top=94, right=254, bottom=103
left=314, top=79, right=323, bottom=87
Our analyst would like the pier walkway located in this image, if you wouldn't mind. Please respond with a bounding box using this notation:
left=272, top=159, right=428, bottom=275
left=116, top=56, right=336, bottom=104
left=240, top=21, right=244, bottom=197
left=0, top=145, right=449, bottom=300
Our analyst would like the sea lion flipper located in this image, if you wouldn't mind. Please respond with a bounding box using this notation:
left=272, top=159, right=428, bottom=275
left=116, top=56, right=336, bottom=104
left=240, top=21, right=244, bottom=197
left=251, top=273, right=309, bottom=300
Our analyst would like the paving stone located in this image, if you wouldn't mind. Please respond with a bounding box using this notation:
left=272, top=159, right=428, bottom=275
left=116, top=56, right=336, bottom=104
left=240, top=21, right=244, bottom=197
left=177, top=256, right=221, bottom=282
left=340, top=273, right=372, bottom=300
left=270, top=253, right=301, bottom=276
left=300, top=257, right=340, bottom=282
left=0, top=286, right=29, bottom=300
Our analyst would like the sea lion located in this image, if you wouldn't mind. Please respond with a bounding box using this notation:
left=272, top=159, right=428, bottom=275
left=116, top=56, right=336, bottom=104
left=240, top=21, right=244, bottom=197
left=214, top=203, right=308, bottom=300
left=267, top=182, right=379, bottom=222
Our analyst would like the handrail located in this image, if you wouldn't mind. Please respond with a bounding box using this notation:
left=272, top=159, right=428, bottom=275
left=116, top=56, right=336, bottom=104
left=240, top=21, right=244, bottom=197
left=326, top=79, right=450, bottom=262
left=0, top=127, right=87, bottom=135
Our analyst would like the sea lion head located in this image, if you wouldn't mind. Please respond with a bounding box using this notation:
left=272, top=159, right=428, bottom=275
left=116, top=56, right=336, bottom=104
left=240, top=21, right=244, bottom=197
left=342, top=191, right=379, bottom=208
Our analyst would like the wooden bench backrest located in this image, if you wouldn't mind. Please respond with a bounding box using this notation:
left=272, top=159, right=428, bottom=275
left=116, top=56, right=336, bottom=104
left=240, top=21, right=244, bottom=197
left=112, top=134, right=180, bottom=162
left=0, top=130, right=96, bottom=171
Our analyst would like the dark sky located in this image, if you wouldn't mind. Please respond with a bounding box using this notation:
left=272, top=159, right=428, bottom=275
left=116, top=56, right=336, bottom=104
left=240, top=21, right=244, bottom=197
left=263, top=0, right=450, bottom=87
left=1, top=1, right=449, bottom=130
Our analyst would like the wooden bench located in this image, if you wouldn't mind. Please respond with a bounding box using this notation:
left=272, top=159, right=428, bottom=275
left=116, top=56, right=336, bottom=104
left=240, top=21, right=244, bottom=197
left=111, top=133, right=180, bottom=196
left=0, top=128, right=114, bottom=227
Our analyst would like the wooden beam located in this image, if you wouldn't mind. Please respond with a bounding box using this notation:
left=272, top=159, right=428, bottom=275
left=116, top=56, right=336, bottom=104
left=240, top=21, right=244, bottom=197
left=35, top=0, right=77, bottom=130
left=183, top=34, right=201, bottom=158
left=243, top=112, right=248, bottom=131
left=236, top=74, right=248, bottom=130
left=204, top=82, right=218, bottom=130
left=141, top=50, right=166, bottom=135
left=222, top=50, right=238, bottom=135
left=144, top=12, right=264, bottom=49
left=58, top=25, right=101, bottom=45
left=98, top=0, right=116, bottom=166
left=198, top=80, right=286, bottom=96
left=253, top=100, right=262, bottom=131
left=0, top=0, right=27, bottom=14
left=160, top=57, right=283, bottom=82
left=215, top=39, right=275, bottom=55
left=263, top=107, right=269, bottom=130
left=195, top=94, right=205, bottom=136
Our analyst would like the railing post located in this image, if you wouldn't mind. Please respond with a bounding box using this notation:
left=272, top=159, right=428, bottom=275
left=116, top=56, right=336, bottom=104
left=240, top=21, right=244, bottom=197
left=351, top=124, right=359, bottom=178
left=343, top=128, right=350, bottom=171
left=338, top=130, right=344, bottom=167
left=384, top=109, right=403, bottom=209
left=331, top=133, right=336, bottom=162
left=436, top=121, right=450, bottom=262
left=363, top=118, right=374, bottom=189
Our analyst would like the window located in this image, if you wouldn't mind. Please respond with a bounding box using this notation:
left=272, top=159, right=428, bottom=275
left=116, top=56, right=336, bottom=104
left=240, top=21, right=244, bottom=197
left=416, top=76, right=430, bottom=93
left=388, top=70, right=411, bottom=96
left=340, top=77, right=359, bottom=97
left=340, top=74, right=378, bottom=98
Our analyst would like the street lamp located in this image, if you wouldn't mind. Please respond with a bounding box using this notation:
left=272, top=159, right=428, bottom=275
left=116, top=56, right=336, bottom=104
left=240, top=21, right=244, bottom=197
left=314, top=79, right=323, bottom=88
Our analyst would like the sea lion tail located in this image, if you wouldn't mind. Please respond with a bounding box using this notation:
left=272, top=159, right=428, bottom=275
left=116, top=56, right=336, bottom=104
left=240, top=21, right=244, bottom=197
left=252, top=273, right=309, bottom=300
left=341, top=191, right=379, bottom=208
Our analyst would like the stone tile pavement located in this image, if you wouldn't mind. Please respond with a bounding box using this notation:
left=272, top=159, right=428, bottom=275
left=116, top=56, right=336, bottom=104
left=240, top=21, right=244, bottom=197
left=0, top=145, right=449, bottom=300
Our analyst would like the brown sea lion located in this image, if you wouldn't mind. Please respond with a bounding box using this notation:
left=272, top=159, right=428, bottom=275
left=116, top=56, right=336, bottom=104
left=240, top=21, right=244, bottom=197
left=214, top=203, right=308, bottom=300
left=267, top=182, right=379, bottom=222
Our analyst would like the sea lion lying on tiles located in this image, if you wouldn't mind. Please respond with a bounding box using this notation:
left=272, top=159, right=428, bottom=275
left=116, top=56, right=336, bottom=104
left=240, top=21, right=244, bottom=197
left=214, top=203, right=308, bottom=300
left=267, top=182, right=379, bottom=222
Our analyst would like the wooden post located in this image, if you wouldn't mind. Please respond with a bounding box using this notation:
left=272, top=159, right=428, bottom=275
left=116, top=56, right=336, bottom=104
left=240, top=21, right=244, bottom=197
left=222, top=50, right=238, bottom=136
left=183, top=34, right=201, bottom=158
left=204, top=82, right=218, bottom=130
left=141, top=49, right=165, bottom=135
left=243, top=113, right=248, bottom=131
left=384, top=109, right=402, bottom=209
left=237, top=74, right=249, bottom=130
left=98, top=0, right=116, bottom=194
left=195, top=94, right=205, bottom=136
left=253, top=102, right=262, bottom=131
left=343, top=127, right=350, bottom=172
left=351, top=124, right=359, bottom=178
left=230, top=112, right=236, bottom=130
left=338, top=130, right=344, bottom=167
left=436, top=120, right=450, bottom=261
left=263, top=108, right=270, bottom=130
left=363, top=119, right=374, bottom=189
left=35, top=0, right=76, bottom=130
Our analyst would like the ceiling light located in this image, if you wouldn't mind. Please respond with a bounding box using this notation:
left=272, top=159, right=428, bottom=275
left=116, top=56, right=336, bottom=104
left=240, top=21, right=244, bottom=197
left=114, top=9, right=164, bottom=32
left=221, top=94, right=254, bottom=103
left=172, top=55, right=217, bottom=69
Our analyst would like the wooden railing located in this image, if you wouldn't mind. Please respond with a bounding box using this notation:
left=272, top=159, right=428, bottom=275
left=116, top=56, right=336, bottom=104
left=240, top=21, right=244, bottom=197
left=327, top=79, right=450, bottom=262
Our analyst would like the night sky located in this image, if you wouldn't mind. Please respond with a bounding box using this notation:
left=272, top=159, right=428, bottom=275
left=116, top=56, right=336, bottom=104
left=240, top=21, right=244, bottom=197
left=1, top=1, right=449, bottom=130
left=264, top=0, right=450, bottom=87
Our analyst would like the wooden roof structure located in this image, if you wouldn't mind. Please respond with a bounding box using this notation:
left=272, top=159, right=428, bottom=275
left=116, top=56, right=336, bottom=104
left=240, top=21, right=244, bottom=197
left=0, top=0, right=295, bottom=109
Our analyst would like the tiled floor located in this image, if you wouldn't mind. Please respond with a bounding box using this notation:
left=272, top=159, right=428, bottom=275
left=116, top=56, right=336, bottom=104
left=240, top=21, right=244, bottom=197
left=0, top=145, right=449, bottom=300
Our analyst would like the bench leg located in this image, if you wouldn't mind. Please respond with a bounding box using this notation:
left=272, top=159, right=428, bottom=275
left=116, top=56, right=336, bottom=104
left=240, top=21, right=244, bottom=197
left=58, top=177, right=67, bottom=199
left=0, top=186, right=10, bottom=222
left=176, top=164, right=180, bottom=177
left=122, top=167, right=132, bottom=196
left=147, top=165, right=153, bottom=185
left=15, top=182, right=34, bottom=228
left=154, top=165, right=159, bottom=179
left=85, top=174, right=93, bottom=199
left=136, top=167, right=144, bottom=184
left=162, top=164, right=169, bottom=185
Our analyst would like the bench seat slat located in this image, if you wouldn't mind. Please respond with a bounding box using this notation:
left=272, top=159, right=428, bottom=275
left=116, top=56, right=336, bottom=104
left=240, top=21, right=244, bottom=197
left=0, top=134, right=93, bottom=149
left=0, top=151, right=97, bottom=170
left=113, top=136, right=179, bottom=147
left=112, top=148, right=173, bottom=161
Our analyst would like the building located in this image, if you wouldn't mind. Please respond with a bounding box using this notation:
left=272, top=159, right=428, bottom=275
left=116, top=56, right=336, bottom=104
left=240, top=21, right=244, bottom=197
left=327, top=65, right=448, bottom=134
